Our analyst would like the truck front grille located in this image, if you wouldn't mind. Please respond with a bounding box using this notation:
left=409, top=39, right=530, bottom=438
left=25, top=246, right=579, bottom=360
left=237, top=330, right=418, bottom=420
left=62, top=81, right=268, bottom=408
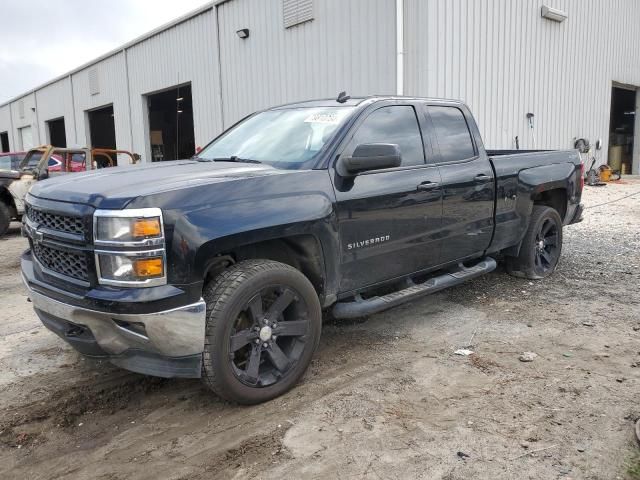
left=32, top=243, right=89, bottom=281
left=26, top=205, right=85, bottom=237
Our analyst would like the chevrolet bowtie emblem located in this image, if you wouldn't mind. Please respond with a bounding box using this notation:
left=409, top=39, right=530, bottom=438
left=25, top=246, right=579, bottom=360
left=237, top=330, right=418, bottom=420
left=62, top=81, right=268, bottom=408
left=33, top=230, right=44, bottom=244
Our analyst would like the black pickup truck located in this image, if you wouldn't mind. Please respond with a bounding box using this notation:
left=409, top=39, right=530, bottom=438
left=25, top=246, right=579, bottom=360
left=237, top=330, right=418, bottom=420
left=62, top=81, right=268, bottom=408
left=21, top=96, right=583, bottom=404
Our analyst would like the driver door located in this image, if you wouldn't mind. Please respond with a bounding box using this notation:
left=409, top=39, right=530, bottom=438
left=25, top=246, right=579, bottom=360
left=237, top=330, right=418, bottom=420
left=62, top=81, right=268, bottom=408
left=331, top=102, right=443, bottom=293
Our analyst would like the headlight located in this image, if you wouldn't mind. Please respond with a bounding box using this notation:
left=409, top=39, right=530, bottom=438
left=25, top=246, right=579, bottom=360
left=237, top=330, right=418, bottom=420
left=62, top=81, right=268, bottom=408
left=95, top=209, right=163, bottom=245
left=93, top=208, right=166, bottom=287
left=96, top=252, right=165, bottom=283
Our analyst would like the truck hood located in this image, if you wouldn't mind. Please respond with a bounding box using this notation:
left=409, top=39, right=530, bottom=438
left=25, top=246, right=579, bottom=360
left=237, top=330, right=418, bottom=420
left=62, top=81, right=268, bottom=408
left=28, top=160, right=288, bottom=209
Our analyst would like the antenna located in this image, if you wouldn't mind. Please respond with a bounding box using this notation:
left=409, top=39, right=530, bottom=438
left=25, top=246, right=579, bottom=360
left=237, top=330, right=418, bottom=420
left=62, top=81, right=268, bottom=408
left=336, top=91, right=350, bottom=103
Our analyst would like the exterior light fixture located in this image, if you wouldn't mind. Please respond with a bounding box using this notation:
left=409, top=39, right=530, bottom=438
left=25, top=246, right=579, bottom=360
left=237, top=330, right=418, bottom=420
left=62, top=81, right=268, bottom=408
left=236, top=28, right=250, bottom=39
left=541, top=5, right=567, bottom=22
left=176, top=97, right=184, bottom=101
left=177, top=110, right=183, bottom=113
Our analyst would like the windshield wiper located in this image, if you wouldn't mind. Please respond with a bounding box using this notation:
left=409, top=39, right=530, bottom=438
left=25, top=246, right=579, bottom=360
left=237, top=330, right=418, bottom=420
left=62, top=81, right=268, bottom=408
left=211, top=156, right=262, bottom=164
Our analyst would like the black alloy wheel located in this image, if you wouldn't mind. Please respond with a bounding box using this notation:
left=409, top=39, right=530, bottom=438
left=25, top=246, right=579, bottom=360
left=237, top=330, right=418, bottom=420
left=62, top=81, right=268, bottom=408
left=229, top=285, right=310, bottom=387
left=533, top=217, right=560, bottom=274
left=506, top=205, right=563, bottom=280
left=201, top=260, right=321, bottom=404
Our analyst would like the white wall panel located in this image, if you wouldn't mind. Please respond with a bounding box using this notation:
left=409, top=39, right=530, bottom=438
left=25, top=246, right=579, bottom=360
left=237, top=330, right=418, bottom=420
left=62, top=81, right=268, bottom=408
left=404, top=0, right=640, bottom=168
left=9, top=93, right=39, bottom=149
left=71, top=52, right=129, bottom=150
left=217, top=0, right=397, bottom=127
left=34, top=77, right=77, bottom=147
left=126, top=9, right=222, bottom=162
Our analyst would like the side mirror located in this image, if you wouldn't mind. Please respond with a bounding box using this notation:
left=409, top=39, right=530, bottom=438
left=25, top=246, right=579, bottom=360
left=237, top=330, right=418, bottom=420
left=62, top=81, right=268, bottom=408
left=338, top=143, right=401, bottom=176
left=38, top=168, right=49, bottom=180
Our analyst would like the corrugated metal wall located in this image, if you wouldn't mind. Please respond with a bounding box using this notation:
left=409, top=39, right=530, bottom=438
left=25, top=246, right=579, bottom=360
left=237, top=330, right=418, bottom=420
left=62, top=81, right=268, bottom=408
left=127, top=8, right=222, bottom=160
left=70, top=52, right=130, bottom=149
left=34, top=77, right=76, bottom=146
left=9, top=93, right=37, bottom=150
left=404, top=0, right=640, bottom=156
left=1, top=0, right=639, bottom=171
left=217, top=0, right=397, bottom=128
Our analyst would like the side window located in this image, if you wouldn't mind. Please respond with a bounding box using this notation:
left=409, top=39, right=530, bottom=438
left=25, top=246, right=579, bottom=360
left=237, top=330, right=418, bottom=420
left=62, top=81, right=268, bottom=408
left=428, top=106, right=475, bottom=162
left=348, top=105, right=425, bottom=167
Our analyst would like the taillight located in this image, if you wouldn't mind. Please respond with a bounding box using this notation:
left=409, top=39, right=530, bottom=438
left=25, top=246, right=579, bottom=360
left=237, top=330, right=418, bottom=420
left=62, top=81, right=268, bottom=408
left=579, top=162, right=585, bottom=190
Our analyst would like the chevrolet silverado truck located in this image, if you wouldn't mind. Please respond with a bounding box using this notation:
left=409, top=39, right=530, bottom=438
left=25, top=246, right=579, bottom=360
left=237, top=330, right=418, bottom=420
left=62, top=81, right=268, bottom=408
left=0, top=145, right=140, bottom=237
left=21, top=96, right=584, bottom=404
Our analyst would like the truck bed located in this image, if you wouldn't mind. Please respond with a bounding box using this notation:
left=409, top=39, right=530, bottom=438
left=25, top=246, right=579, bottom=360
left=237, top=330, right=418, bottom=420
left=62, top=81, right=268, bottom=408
left=487, top=148, right=582, bottom=255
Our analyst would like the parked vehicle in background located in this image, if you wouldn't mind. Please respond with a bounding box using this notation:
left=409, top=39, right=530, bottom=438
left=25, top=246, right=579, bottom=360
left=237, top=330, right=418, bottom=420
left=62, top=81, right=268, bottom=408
left=21, top=96, right=584, bottom=404
left=0, top=152, right=27, bottom=172
left=46, top=154, right=85, bottom=173
left=0, top=145, right=140, bottom=237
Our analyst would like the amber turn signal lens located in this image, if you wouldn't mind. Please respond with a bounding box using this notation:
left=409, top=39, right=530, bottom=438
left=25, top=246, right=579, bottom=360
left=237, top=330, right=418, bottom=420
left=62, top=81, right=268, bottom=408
left=132, top=218, right=161, bottom=238
left=132, top=257, right=164, bottom=278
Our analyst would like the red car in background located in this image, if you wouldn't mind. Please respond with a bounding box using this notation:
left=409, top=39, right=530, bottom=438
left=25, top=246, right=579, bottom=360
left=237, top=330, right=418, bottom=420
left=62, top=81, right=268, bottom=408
left=0, top=152, right=27, bottom=171
left=47, top=153, right=86, bottom=172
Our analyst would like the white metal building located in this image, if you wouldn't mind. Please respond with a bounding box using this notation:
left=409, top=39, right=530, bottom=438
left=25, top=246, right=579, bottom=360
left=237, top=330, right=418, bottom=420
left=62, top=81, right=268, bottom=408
left=1, top=0, right=639, bottom=173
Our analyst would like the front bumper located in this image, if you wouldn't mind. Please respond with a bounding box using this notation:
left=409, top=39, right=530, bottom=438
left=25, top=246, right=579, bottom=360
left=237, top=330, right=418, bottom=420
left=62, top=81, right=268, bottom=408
left=22, top=273, right=207, bottom=378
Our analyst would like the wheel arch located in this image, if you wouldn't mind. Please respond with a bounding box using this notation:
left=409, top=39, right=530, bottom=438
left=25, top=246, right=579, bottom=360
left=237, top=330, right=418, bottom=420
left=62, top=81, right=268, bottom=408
left=196, top=229, right=330, bottom=304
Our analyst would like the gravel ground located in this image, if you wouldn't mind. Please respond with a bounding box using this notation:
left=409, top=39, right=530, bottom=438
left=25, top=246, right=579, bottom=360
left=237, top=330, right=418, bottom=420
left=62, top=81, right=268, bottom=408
left=0, top=180, right=639, bottom=480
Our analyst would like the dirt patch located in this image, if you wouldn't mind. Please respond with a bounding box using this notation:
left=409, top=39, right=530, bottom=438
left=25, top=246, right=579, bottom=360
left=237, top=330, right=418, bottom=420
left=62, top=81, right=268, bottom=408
left=0, top=183, right=639, bottom=479
left=469, top=353, right=500, bottom=374
left=191, top=427, right=292, bottom=479
left=1, top=374, right=170, bottom=433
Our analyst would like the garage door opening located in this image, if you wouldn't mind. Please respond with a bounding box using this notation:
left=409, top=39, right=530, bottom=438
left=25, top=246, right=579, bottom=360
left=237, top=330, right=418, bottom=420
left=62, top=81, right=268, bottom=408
left=609, top=86, right=636, bottom=175
left=47, top=117, right=67, bottom=147
left=147, top=84, right=194, bottom=161
left=0, top=132, right=9, bottom=152
left=87, top=105, right=117, bottom=165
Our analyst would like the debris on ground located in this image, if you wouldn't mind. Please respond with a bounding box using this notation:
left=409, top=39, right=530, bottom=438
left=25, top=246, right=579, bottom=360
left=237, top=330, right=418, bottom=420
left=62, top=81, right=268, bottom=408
left=454, top=349, right=474, bottom=356
left=519, top=352, right=538, bottom=362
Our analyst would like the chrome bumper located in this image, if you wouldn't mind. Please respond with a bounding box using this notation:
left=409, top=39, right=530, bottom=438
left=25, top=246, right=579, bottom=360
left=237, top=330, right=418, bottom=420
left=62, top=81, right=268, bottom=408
left=22, top=274, right=207, bottom=358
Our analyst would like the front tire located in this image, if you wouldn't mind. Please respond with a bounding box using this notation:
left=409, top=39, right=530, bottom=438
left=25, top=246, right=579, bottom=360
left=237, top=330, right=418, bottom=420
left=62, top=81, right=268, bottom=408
left=0, top=202, right=10, bottom=238
left=506, top=206, right=563, bottom=279
left=201, top=260, right=321, bottom=404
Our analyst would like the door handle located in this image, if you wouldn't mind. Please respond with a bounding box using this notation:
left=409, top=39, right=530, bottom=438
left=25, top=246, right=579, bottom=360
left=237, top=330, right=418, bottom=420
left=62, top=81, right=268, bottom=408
left=474, top=174, right=491, bottom=183
left=417, top=181, right=440, bottom=191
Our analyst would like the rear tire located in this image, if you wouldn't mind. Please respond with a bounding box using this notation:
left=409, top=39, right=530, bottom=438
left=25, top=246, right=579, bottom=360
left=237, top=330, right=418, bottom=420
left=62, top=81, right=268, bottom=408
left=506, top=206, right=563, bottom=280
left=0, top=202, right=10, bottom=238
left=201, top=260, right=321, bottom=404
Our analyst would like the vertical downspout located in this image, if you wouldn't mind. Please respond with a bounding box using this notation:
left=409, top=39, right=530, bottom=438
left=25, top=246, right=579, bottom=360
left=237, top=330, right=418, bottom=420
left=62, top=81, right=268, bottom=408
left=33, top=91, right=41, bottom=144
left=214, top=3, right=226, bottom=132
left=9, top=103, right=15, bottom=151
left=396, top=0, right=404, bottom=96
left=69, top=74, right=78, bottom=147
left=123, top=48, right=135, bottom=155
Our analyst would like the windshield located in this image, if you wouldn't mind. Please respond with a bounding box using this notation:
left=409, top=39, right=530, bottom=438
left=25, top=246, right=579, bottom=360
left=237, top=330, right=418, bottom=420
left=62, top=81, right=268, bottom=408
left=19, top=151, right=44, bottom=171
left=198, top=107, right=355, bottom=169
left=0, top=154, right=24, bottom=171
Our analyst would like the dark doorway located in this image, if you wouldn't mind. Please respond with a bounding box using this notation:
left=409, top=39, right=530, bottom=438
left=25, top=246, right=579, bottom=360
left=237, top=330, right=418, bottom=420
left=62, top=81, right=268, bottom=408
left=47, top=118, right=67, bottom=147
left=88, top=105, right=116, bottom=149
left=609, top=86, right=636, bottom=175
left=147, top=84, right=194, bottom=161
left=0, top=132, right=9, bottom=152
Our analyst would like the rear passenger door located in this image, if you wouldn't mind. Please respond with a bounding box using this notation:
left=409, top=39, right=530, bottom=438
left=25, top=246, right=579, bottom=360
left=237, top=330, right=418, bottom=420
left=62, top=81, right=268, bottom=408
left=426, top=105, right=495, bottom=264
left=332, top=101, right=443, bottom=293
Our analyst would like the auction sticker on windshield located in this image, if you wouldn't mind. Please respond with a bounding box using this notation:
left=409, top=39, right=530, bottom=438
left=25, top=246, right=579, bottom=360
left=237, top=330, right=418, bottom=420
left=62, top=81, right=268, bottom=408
left=304, top=110, right=350, bottom=124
